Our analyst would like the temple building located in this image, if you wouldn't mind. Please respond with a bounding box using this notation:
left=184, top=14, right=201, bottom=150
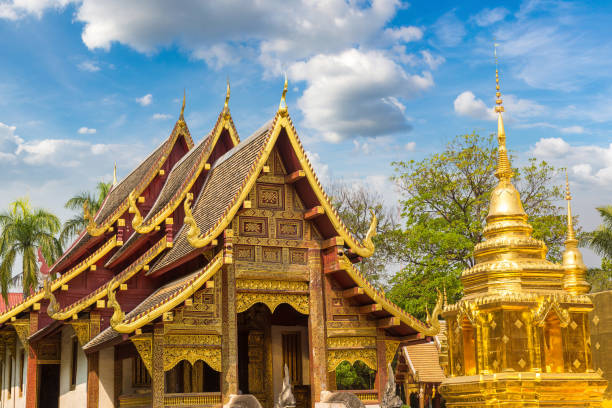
left=0, top=82, right=442, bottom=408
left=439, top=65, right=608, bottom=406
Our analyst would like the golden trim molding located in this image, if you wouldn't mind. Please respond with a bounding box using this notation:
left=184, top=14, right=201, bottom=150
left=163, top=347, right=222, bottom=372
left=327, top=349, right=377, bottom=372
left=236, top=292, right=309, bottom=315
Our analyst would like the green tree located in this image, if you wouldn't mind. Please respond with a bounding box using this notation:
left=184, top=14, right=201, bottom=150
left=387, top=133, right=567, bottom=319
left=335, top=361, right=376, bottom=390
left=0, top=198, right=63, bottom=300
left=328, top=181, right=403, bottom=286
left=60, top=181, right=112, bottom=245
left=585, top=205, right=612, bottom=291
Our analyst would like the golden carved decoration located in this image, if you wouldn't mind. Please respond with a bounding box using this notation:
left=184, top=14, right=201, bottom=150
left=166, top=335, right=221, bottom=346
left=10, top=320, right=29, bottom=346
left=327, top=349, right=377, bottom=372
left=327, top=336, right=376, bottom=349
left=236, top=279, right=308, bottom=292
left=423, top=289, right=444, bottom=336
left=236, top=292, right=309, bottom=315
left=43, top=276, right=59, bottom=317
left=70, top=321, right=90, bottom=346
left=107, top=279, right=125, bottom=328
left=128, top=190, right=145, bottom=231
left=184, top=192, right=207, bottom=247
left=163, top=347, right=222, bottom=372
left=84, top=200, right=107, bottom=236
left=532, top=296, right=570, bottom=328
left=131, top=335, right=153, bottom=374
left=385, top=340, right=401, bottom=365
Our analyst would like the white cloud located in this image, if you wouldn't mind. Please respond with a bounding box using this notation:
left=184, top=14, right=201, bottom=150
left=152, top=113, right=171, bottom=120
left=472, top=7, right=509, bottom=27
left=77, top=126, right=96, bottom=134
left=453, top=91, right=496, bottom=120
left=0, top=122, right=23, bottom=162
left=405, top=141, right=416, bottom=151
left=290, top=49, right=433, bottom=142
left=305, top=150, right=329, bottom=185
left=560, top=125, right=584, bottom=134
left=433, top=10, right=466, bottom=47
left=136, top=94, right=152, bottom=106
left=420, top=50, right=445, bottom=70
left=0, top=0, right=74, bottom=20
left=77, top=60, right=100, bottom=72
left=531, top=137, right=612, bottom=185
left=384, top=26, right=423, bottom=43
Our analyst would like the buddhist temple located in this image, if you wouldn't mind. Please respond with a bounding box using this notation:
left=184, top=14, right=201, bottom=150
left=0, top=80, right=442, bottom=408
left=439, top=60, right=608, bottom=406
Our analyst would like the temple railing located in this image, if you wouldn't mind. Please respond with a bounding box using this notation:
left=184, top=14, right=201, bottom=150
left=347, top=389, right=379, bottom=404
left=164, top=392, right=222, bottom=406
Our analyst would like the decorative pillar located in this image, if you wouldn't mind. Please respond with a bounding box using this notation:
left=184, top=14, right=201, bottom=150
left=308, top=247, right=327, bottom=402
left=87, top=311, right=101, bottom=408
left=152, top=324, right=165, bottom=408
left=25, top=312, right=37, bottom=408
left=375, top=329, right=387, bottom=398
left=222, top=229, right=238, bottom=401
left=419, top=385, right=425, bottom=408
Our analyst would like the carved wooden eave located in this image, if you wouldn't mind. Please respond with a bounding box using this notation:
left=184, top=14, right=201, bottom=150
left=70, top=320, right=90, bottom=346
left=128, top=108, right=240, bottom=235
left=109, top=250, right=226, bottom=334
left=47, top=235, right=170, bottom=321
left=171, top=110, right=377, bottom=267
left=0, top=235, right=120, bottom=325
left=131, top=334, right=153, bottom=374
left=10, top=319, right=30, bottom=347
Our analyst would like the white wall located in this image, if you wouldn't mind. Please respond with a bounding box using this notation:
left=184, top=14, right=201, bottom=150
left=58, top=326, right=87, bottom=408
left=270, top=325, right=310, bottom=399
left=98, top=347, right=114, bottom=408
left=0, top=335, right=28, bottom=408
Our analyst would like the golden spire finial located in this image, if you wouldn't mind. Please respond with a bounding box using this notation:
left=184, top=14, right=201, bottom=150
left=113, top=162, right=117, bottom=187
left=493, top=42, right=512, bottom=181
left=224, top=78, right=230, bottom=111
left=279, top=73, right=288, bottom=113
left=180, top=89, right=186, bottom=118
left=565, top=170, right=576, bottom=241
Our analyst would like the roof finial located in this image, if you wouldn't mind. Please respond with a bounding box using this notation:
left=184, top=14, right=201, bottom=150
left=180, top=89, right=186, bottom=118
left=113, top=162, right=117, bottom=187
left=493, top=41, right=512, bottom=181
left=224, top=78, right=230, bottom=111
left=279, top=73, right=288, bottom=114
left=565, top=170, right=576, bottom=241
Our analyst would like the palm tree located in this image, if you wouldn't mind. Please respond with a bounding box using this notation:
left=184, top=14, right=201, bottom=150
left=60, top=181, right=112, bottom=245
left=0, top=198, right=63, bottom=300
left=588, top=205, right=612, bottom=259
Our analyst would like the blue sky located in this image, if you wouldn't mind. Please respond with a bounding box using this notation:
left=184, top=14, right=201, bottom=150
left=0, top=0, right=611, bottom=266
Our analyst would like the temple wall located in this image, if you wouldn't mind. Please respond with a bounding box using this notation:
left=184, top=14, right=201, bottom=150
left=98, top=347, right=114, bottom=408
left=590, top=290, right=612, bottom=401
left=1, top=337, right=28, bottom=408
left=58, top=326, right=87, bottom=408
left=121, top=358, right=135, bottom=396
left=271, top=325, right=309, bottom=398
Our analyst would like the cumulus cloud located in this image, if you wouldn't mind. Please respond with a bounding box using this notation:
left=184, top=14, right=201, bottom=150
left=152, top=113, right=171, bottom=120
left=560, top=125, right=585, bottom=134
left=77, top=126, right=96, bottom=134
left=532, top=137, right=612, bottom=185
left=472, top=7, right=509, bottom=26
left=77, top=60, right=100, bottom=72
left=290, top=49, right=433, bottom=142
left=384, top=26, right=423, bottom=43
left=405, top=141, right=416, bottom=151
left=453, top=91, right=496, bottom=120
left=0, top=0, right=74, bottom=20
left=0, top=122, right=23, bottom=162
left=136, top=94, right=152, bottom=106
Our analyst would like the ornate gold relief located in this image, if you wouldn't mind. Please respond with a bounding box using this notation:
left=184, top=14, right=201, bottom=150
left=262, top=246, right=282, bottom=263
left=532, top=296, right=570, bottom=328
left=236, top=292, right=309, bottom=315
left=163, top=347, right=221, bottom=372
left=131, top=335, right=153, bottom=374
left=107, top=280, right=125, bottom=327
left=385, top=340, right=401, bottom=365
left=327, top=336, right=376, bottom=349
left=236, top=279, right=308, bottom=292
left=422, top=289, right=444, bottom=336
left=84, top=200, right=107, bottom=236
left=240, top=216, right=268, bottom=237
left=276, top=219, right=303, bottom=240
left=165, top=335, right=221, bottom=346
left=43, top=276, right=59, bottom=317
left=10, top=320, right=29, bottom=346
left=128, top=191, right=145, bottom=231
left=327, top=349, right=377, bottom=372
left=70, top=321, right=90, bottom=346
left=234, top=245, right=255, bottom=261
left=257, top=183, right=284, bottom=210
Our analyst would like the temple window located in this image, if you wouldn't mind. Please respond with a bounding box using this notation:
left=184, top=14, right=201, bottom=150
left=282, top=331, right=302, bottom=385
left=131, top=355, right=151, bottom=388
left=165, top=360, right=220, bottom=393
left=335, top=361, right=376, bottom=390
left=462, top=321, right=477, bottom=375
left=542, top=313, right=564, bottom=373
left=70, top=336, right=78, bottom=389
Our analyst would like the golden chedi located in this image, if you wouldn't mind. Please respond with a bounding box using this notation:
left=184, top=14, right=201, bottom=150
left=439, top=61, right=607, bottom=407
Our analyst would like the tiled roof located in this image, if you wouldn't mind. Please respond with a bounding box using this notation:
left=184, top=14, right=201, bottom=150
left=0, top=294, right=23, bottom=313
left=150, top=121, right=273, bottom=274
left=403, top=342, right=445, bottom=383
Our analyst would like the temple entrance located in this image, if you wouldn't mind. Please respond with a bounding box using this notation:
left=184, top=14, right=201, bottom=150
left=37, top=363, right=60, bottom=408
left=237, top=303, right=310, bottom=408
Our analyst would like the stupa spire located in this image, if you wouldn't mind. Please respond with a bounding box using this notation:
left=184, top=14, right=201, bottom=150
left=180, top=89, right=186, bottom=119
left=113, top=162, right=117, bottom=187
left=562, top=172, right=589, bottom=294
left=494, top=43, right=513, bottom=181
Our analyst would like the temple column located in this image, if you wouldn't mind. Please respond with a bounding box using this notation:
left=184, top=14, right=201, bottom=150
left=222, top=229, right=238, bottom=401
left=375, top=329, right=387, bottom=398
left=419, top=384, right=425, bottom=408
left=87, top=311, right=101, bottom=408
left=308, top=247, right=327, bottom=402
left=152, top=324, right=165, bottom=408
left=25, top=312, right=37, bottom=408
